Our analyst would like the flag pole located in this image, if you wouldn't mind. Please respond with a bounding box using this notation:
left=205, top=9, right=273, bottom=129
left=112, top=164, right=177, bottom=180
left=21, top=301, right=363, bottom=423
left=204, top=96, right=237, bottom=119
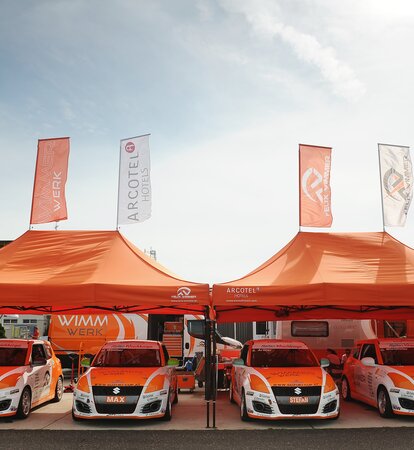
left=298, top=144, right=302, bottom=232
left=377, top=144, right=386, bottom=232
left=116, top=139, right=122, bottom=230
left=29, top=140, right=41, bottom=229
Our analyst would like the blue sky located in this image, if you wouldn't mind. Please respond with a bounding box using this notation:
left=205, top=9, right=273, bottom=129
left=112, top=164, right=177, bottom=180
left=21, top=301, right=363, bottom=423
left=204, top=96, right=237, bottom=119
left=1, top=0, right=414, bottom=283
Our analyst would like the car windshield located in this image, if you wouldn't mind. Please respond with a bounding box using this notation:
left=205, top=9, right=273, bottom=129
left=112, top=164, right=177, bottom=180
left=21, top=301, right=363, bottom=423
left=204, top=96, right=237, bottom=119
left=380, top=348, right=414, bottom=366
left=251, top=348, right=318, bottom=367
left=92, top=348, right=161, bottom=367
left=0, top=347, right=28, bottom=366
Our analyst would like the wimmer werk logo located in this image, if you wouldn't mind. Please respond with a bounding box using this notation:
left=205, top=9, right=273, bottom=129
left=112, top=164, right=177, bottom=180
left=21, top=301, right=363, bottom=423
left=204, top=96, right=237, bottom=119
left=171, top=287, right=197, bottom=303
left=383, top=168, right=411, bottom=201
left=125, top=141, right=135, bottom=153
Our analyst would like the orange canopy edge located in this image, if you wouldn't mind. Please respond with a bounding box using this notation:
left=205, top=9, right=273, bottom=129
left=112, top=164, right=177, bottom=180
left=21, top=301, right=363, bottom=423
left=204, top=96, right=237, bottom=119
left=0, top=230, right=210, bottom=315
left=212, top=231, right=414, bottom=322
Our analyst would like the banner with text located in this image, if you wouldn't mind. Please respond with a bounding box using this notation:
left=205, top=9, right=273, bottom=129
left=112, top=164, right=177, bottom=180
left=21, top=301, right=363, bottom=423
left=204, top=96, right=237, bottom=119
left=379, top=143, right=413, bottom=227
left=299, top=144, right=332, bottom=227
left=30, top=137, right=70, bottom=224
left=117, top=135, right=152, bottom=225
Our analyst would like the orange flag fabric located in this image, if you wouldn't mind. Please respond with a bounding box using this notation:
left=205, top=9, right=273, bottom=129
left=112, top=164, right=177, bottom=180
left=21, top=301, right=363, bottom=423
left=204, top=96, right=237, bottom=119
left=299, top=144, right=332, bottom=227
left=30, top=137, right=70, bottom=224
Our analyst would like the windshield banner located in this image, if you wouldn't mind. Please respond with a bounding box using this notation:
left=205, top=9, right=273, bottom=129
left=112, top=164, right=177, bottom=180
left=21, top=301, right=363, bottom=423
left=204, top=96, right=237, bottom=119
left=379, top=143, right=413, bottom=227
left=299, top=144, right=332, bottom=228
left=30, top=137, right=70, bottom=224
left=379, top=340, right=414, bottom=350
left=117, top=134, right=152, bottom=225
left=103, top=341, right=159, bottom=350
left=252, top=341, right=308, bottom=350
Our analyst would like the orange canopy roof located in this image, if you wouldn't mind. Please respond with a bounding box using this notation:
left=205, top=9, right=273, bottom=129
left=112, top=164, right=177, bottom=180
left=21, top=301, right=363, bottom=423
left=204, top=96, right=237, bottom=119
left=0, top=230, right=209, bottom=314
left=212, top=231, right=414, bottom=322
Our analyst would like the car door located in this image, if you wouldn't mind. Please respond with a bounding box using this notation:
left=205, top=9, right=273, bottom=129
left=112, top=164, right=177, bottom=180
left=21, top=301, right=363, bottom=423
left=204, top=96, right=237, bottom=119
left=29, top=343, right=51, bottom=404
left=345, top=345, right=361, bottom=392
left=233, top=344, right=249, bottom=401
left=355, top=343, right=378, bottom=401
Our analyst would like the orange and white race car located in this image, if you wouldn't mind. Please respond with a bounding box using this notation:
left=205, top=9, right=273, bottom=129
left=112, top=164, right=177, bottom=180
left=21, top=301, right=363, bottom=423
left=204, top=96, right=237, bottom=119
left=342, top=338, right=414, bottom=417
left=229, top=339, right=339, bottom=420
left=0, top=339, right=63, bottom=418
left=72, top=340, right=178, bottom=420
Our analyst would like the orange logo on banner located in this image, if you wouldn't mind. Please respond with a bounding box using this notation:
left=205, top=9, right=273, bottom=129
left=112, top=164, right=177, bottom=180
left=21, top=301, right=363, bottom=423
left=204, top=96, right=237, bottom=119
left=299, top=144, right=332, bottom=227
left=30, top=137, right=70, bottom=224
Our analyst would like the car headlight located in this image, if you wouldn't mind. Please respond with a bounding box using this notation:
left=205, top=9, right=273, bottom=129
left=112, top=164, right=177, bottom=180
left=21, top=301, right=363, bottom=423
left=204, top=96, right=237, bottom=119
left=323, top=375, right=337, bottom=393
left=388, top=373, right=414, bottom=390
left=76, top=376, right=90, bottom=394
left=249, top=374, right=269, bottom=394
left=145, top=375, right=165, bottom=393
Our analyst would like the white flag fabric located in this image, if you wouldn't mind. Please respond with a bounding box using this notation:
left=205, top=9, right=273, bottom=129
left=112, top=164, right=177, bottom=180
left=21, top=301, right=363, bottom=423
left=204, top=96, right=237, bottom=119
left=379, top=144, right=413, bottom=227
left=117, top=135, right=152, bottom=225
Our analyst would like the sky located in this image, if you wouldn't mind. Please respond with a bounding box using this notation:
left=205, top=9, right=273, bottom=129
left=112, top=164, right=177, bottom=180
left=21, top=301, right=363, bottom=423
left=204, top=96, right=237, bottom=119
left=1, top=0, right=414, bottom=284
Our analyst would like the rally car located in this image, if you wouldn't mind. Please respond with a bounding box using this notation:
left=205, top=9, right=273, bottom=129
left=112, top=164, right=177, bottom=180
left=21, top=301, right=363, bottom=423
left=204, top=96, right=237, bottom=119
left=229, top=339, right=339, bottom=420
left=72, top=340, right=178, bottom=420
left=0, top=339, right=63, bottom=418
left=342, top=338, right=414, bottom=417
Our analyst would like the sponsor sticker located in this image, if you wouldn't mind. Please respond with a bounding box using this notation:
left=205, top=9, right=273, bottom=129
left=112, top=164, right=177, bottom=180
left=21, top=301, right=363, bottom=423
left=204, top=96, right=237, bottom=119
left=252, top=341, right=308, bottom=350
left=106, top=396, right=126, bottom=403
left=379, top=340, right=414, bottom=350
left=103, top=341, right=159, bottom=350
left=289, top=396, right=309, bottom=404
left=0, top=341, right=28, bottom=349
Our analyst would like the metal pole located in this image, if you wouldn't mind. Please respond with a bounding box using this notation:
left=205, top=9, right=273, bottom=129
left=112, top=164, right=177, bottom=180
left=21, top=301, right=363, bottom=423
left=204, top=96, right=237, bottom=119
left=212, top=319, right=217, bottom=428
left=298, top=144, right=302, bottom=232
left=204, top=308, right=211, bottom=428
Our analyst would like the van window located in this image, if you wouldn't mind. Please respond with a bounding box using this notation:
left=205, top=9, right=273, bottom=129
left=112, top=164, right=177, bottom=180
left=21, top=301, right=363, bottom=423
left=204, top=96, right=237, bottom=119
left=291, top=321, right=329, bottom=337
left=256, top=322, right=267, bottom=335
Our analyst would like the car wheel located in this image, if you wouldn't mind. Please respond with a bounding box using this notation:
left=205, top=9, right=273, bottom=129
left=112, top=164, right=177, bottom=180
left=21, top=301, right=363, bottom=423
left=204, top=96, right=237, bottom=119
left=377, top=387, right=393, bottom=418
left=16, top=387, right=31, bottom=419
left=240, top=390, right=249, bottom=421
left=162, top=400, right=172, bottom=421
left=198, top=380, right=204, bottom=388
left=53, top=377, right=64, bottom=402
left=341, top=377, right=352, bottom=401
left=229, top=381, right=235, bottom=404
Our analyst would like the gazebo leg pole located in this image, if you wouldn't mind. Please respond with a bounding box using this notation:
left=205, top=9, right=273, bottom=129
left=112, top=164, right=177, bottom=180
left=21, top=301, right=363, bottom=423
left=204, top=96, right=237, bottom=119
left=204, top=309, right=211, bottom=428
left=212, top=319, right=217, bottom=429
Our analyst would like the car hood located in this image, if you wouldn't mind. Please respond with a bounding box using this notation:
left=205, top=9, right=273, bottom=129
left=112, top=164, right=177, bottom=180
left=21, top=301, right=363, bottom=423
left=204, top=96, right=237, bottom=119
left=89, top=367, right=159, bottom=386
left=0, top=366, right=26, bottom=388
left=389, top=366, right=414, bottom=378
left=254, top=367, right=323, bottom=386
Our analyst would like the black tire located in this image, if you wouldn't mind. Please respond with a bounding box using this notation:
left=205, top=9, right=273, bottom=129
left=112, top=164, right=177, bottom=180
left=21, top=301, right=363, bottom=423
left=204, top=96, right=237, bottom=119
left=198, top=380, right=204, bottom=388
left=162, top=400, right=172, bottom=421
left=229, top=381, right=235, bottom=404
left=16, top=387, right=31, bottom=419
left=341, top=377, right=352, bottom=401
left=173, top=387, right=178, bottom=404
left=72, top=409, right=81, bottom=422
left=53, top=377, right=64, bottom=402
left=240, top=390, right=249, bottom=421
left=377, top=387, right=393, bottom=418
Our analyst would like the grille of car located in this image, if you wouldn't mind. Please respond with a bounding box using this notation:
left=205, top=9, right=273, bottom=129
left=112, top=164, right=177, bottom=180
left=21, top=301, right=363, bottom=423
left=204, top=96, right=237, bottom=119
left=322, top=400, right=337, bottom=413
left=252, top=400, right=273, bottom=414
left=141, top=400, right=162, bottom=414
left=399, top=397, right=414, bottom=410
left=92, top=386, right=143, bottom=396
left=272, top=386, right=321, bottom=415
left=271, top=386, right=321, bottom=397
left=92, top=385, right=143, bottom=414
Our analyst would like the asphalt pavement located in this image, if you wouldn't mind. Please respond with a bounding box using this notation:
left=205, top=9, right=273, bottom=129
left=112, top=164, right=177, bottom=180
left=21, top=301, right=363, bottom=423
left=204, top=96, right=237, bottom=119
left=0, top=428, right=413, bottom=450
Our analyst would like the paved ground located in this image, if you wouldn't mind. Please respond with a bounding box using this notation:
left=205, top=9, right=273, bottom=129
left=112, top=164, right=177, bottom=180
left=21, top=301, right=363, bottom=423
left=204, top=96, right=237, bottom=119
left=0, top=388, right=413, bottom=430
left=0, top=428, right=413, bottom=450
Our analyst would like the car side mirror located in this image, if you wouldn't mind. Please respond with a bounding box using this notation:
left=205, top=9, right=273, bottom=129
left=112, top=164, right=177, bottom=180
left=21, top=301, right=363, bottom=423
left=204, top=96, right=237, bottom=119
left=361, top=357, right=375, bottom=367
left=80, top=357, right=91, bottom=368
left=32, top=357, right=47, bottom=366
left=320, top=358, right=330, bottom=368
left=233, top=358, right=244, bottom=366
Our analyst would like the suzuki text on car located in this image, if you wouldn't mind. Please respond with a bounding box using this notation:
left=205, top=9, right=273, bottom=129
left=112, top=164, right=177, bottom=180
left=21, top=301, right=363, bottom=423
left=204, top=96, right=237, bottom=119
left=229, top=339, right=340, bottom=420
left=72, top=340, right=178, bottom=420
left=342, top=338, right=414, bottom=417
left=0, top=339, right=63, bottom=418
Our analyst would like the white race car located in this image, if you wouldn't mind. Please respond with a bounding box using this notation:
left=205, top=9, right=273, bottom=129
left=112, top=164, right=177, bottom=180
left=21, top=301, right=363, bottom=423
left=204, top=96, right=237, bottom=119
left=229, top=339, right=340, bottom=420
left=342, top=338, right=414, bottom=417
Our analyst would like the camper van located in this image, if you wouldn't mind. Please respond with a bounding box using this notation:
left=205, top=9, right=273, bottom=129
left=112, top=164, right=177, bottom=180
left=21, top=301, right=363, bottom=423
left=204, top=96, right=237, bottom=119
left=48, top=313, right=206, bottom=367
